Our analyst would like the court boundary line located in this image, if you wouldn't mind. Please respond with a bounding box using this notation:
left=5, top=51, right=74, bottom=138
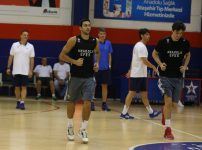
left=0, top=101, right=60, bottom=116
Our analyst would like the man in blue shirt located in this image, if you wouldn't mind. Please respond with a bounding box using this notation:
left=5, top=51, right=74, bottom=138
left=91, top=28, right=113, bottom=111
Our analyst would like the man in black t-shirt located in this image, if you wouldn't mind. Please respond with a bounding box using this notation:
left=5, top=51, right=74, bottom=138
left=59, top=18, right=100, bottom=144
left=152, top=21, right=191, bottom=140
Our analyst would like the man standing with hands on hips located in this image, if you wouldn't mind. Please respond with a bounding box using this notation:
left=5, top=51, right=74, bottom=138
left=7, top=30, right=35, bottom=110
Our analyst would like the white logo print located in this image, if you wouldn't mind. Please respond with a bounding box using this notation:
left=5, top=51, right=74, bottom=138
left=78, top=38, right=80, bottom=42
left=167, top=39, right=169, bottom=43
left=186, top=81, right=198, bottom=94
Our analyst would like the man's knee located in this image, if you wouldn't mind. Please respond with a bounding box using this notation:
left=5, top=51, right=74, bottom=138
left=37, top=80, right=41, bottom=85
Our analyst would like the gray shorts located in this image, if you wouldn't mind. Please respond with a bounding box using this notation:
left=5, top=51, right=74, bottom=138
left=158, top=76, right=183, bottom=103
left=65, top=77, right=95, bottom=102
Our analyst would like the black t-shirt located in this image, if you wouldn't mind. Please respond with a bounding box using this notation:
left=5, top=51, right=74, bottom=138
left=155, top=36, right=190, bottom=78
left=70, top=35, right=97, bottom=78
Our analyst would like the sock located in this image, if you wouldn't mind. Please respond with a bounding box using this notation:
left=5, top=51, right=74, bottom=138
left=102, top=102, right=106, bottom=106
left=52, top=94, right=55, bottom=97
left=146, top=105, right=153, bottom=114
left=122, top=105, right=129, bottom=115
left=67, top=118, right=73, bottom=127
left=17, top=99, right=21, bottom=102
left=20, top=101, right=24, bottom=104
left=37, top=94, right=41, bottom=96
left=165, top=119, right=170, bottom=128
left=80, top=120, right=88, bottom=130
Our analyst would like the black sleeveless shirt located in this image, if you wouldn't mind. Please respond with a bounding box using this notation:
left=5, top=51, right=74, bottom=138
left=70, top=35, right=97, bottom=78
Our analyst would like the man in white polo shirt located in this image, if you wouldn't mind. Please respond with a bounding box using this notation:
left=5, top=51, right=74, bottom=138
left=7, top=30, right=35, bottom=110
left=53, top=58, right=70, bottom=97
left=34, top=57, right=57, bottom=100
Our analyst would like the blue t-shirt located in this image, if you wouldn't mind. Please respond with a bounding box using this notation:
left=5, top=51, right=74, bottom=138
left=99, top=40, right=113, bottom=70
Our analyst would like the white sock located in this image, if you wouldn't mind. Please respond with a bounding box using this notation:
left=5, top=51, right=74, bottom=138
left=122, top=105, right=129, bottom=115
left=67, top=118, right=73, bottom=127
left=17, top=99, right=21, bottom=102
left=20, top=101, right=24, bottom=104
left=52, top=94, right=55, bottom=97
left=165, top=119, right=170, bottom=128
left=80, top=120, right=88, bottom=130
left=146, top=105, right=153, bottom=114
left=38, top=94, right=41, bottom=96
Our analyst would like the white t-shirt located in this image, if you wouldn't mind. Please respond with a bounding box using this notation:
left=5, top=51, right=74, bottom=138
left=34, top=65, right=52, bottom=77
left=53, top=63, right=70, bottom=80
left=10, top=42, right=35, bottom=75
left=131, top=42, right=148, bottom=77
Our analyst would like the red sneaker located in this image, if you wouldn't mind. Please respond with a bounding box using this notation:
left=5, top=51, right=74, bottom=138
left=164, top=127, right=174, bottom=140
left=161, top=106, right=165, bottom=125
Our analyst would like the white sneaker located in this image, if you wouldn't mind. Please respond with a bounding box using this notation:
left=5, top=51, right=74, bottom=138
left=67, top=127, right=74, bottom=141
left=178, top=100, right=184, bottom=107
left=78, top=129, right=88, bottom=143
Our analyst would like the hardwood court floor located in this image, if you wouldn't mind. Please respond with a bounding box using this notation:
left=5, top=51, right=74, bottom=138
left=0, top=97, right=201, bottom=150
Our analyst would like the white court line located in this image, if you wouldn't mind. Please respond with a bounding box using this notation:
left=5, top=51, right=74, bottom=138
left=133, top=115, right=202, bottom=140
left=128, top=142, right=202, bottom=150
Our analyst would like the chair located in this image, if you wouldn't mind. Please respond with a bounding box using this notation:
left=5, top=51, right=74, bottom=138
left=1, top=71, right=13, bottom=96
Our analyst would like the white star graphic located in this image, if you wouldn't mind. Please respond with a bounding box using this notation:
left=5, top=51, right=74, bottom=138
left=186, top=81, right=198, bottom=94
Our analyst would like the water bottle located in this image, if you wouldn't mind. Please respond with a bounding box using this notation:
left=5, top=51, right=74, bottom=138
left=147, top=70, right=151, bottom=77
left=152, top=70, right=155, bottom=77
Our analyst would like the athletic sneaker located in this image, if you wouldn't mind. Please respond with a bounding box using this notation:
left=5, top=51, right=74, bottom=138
left=178, top=100, right=184, bottom=107
left=20, top=103, right=25, bottom=110
left=78, top=129, right=88, bottom=143
left=52, top=96, right=57, bottom=101
left=161, top=106, right=165, bottom=125
left=36, top=95, right=41, bottom=100
left=102, top=103, right=111, bottom=111
left=91, top=102, right=95, bottom=111
left=67, top=127, right=74, bottom=141
left=164, top=127, right=174, bottom=140
left=149, top=110, right=162, bottom=119
left=120, top=113, right=134, bottom=119
left=16, top=101, right=20, bottom=109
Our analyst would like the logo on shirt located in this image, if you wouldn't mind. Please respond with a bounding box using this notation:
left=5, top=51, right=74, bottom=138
left=78, top=49, right=94, bottom=57
left=167, top=51, right=182, bottom=57
left=167, top=39, right=170, bottom=43
left=78, top=38, right=80, bottom=43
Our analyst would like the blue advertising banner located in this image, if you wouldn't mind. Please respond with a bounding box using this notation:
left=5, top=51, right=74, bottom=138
left=94, top=0, right=191, bottom=23
left=183, top=80, right=200, bottom=103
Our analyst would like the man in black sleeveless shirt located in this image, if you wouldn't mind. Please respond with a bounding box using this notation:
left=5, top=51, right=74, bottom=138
left=59, top=18, right=100, bottom=143
left=152, top=21, right=191, bottom=140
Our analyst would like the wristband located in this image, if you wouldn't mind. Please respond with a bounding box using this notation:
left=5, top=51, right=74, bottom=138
left=109, top=65, right=111, bottom=67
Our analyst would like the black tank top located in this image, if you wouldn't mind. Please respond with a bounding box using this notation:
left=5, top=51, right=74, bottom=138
left=70, top=35, right=97, bottom=78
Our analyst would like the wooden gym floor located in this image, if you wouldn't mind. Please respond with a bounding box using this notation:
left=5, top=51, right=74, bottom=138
left=0, top=97, right=201, bottom=150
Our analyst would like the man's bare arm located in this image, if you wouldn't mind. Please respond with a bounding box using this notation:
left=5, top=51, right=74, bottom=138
left=183, top=52, right=191, bottom=68
left=94, top=39, right=101, bottom=64
left=59, top=37, right=77, bottom=65
left=7, top=55, right=14, bottom=69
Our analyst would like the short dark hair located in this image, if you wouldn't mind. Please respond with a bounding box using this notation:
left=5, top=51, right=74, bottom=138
left=98, top=28, right=106, bottom=33
left=172, top=21, right=186, bottom=31
left=79, top=18, right=90, bottom=27
left=21, top=30, right=29, bottom=35
left=41, top=57, right=47, bottom=60
left=139, top=28, right=150, bottom=40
